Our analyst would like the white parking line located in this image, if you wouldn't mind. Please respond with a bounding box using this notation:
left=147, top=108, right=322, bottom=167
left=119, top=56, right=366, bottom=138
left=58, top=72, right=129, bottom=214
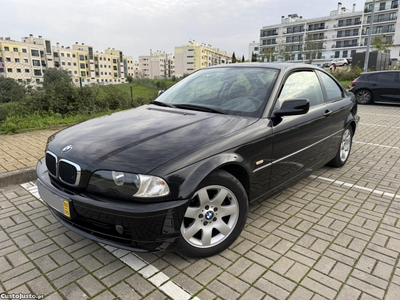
left=20, top=182, right=199, bottom=300
left=353, top=141, right=400, bottom=150
left=309, top=175, right=400, bottom=199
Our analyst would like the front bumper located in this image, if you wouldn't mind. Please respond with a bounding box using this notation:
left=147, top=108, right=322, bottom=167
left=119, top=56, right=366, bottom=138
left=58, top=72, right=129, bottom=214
left=36, top=158, right=190, bottom=252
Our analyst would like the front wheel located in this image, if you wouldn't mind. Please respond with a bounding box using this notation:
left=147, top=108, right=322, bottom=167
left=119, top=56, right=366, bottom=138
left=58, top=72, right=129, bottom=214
left=328, top=127, right=353, bottom=168
left=178, top=170, right=248, bottom=258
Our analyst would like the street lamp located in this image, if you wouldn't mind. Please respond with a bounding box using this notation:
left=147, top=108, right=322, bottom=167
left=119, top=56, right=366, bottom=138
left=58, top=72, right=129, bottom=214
left=364, top=0, right=376, bottom=72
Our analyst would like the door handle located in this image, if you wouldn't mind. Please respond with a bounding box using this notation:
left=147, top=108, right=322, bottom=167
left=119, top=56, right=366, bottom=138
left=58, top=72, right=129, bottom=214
left=324, top=110, right=333, bottom=117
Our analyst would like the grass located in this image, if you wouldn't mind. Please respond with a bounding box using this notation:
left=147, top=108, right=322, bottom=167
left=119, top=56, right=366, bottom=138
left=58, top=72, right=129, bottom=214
left=0, top=110, right=123, bottom=134
left=339, top=80, right=352, bottom=89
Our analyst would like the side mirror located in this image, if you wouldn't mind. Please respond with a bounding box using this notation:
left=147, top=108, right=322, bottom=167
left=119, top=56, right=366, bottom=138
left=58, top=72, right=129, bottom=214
left=158, top=90, right=165, bottom=97
left=275, top=99, right=310, bottom=117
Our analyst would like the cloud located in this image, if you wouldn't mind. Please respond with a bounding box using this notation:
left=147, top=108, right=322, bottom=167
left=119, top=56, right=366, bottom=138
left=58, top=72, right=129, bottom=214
left=3, top=0, right=366, bottom=60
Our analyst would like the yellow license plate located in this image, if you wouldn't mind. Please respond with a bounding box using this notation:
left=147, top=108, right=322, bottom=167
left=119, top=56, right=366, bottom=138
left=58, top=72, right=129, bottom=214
left=63, top=200, right=70, bottom=217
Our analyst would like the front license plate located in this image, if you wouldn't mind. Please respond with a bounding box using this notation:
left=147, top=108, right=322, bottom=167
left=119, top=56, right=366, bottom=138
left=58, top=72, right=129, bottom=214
left=38, top=183, right=71, bottom=218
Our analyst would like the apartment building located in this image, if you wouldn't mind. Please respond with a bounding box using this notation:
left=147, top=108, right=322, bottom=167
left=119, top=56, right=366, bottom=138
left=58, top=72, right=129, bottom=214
left=0, top=34, right=137, bottom=86
left=174, top=42, right=232, bottom=77
left=138, top=50, right=175, bottom=79
left=248, top=41, right=260, bottom=61
left=257, top=0, right=400, bottom=64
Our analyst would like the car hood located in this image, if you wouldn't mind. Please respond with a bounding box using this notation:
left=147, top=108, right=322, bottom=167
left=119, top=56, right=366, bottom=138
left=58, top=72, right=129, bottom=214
left=47, top=105, right=258, bottom=174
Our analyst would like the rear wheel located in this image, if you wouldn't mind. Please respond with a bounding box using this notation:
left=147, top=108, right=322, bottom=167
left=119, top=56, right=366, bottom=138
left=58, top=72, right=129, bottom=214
left=328, top=126, right=353, bottom=168
left=355, top=89, right=372, bottom=104
left=178, top=170, right=248, bottom=258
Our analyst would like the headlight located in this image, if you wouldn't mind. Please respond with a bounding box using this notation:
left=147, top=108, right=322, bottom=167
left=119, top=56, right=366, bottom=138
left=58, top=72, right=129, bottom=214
left=87, top=171, right=170, bottom=198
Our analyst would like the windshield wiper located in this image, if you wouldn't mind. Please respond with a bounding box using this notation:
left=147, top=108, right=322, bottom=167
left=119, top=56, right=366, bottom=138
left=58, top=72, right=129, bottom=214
left=174, top=104, right=227, bottom=115
left=149, top=100, right=176, bottom=108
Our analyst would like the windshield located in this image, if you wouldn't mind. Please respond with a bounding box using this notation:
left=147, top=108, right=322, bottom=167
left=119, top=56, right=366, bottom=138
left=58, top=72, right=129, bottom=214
left=155, top=67, right=278, bottom=118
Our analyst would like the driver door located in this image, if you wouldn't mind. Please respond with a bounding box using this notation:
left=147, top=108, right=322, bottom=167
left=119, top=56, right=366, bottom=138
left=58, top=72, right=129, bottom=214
left=269, top=70, right=333, bottom=192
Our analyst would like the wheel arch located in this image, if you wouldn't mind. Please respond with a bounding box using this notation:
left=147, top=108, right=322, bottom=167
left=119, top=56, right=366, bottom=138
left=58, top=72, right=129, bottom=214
left=177, top=153, right=251, bottom=200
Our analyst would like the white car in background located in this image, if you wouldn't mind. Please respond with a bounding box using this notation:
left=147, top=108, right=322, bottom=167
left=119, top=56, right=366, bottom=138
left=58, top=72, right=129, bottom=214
left=330, top=58, right=349, bottom=66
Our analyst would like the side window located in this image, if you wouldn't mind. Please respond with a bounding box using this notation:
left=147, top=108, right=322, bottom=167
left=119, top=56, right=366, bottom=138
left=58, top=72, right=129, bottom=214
left=278, top=71, right=324, bottom=107
left=368, top=73, right=396, bottom=83
left=317, top=71, right=343, bottom=101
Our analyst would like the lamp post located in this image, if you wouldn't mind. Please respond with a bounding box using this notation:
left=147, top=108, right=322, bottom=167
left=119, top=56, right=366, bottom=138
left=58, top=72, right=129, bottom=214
left=364, top=0, right=376, bottom=72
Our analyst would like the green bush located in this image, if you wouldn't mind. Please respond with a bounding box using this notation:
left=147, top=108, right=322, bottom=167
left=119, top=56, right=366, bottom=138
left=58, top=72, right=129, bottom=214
left=331, top=66, right=363, bottom=82
left=0, top=77, right=26, bottom=103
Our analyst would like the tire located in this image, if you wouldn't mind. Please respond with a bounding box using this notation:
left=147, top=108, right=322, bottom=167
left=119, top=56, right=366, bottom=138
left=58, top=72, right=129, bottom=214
left=355, top=89, right=373, bottom=104
left=178, top=170, right=248, bottom=258
left=328, top=126, right=353, bottom=168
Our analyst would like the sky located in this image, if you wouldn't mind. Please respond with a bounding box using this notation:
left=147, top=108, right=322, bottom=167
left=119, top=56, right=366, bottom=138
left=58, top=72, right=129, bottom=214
left=2, top=0, right=366, bottom=60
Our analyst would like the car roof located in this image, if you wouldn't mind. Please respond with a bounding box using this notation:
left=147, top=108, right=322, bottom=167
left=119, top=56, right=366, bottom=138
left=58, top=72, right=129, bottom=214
left=361, top=70, right=400, bottom=75
left=207, top=62, right=322, bottom=72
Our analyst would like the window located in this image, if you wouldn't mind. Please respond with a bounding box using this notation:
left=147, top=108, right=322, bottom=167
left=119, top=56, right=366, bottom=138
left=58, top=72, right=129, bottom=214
left=67, top=54, right=70, bottom=57
left=25, top=69, right=29, bottom=73
left=4, top=46, right=9, bottom=51
left=369, top=72, right=396, bottom=83
left=113, top=66, right=117, bottom=70
left=24, top=59, right=28, bottom=63
left=278, top=71, right=324, bottom=107
left=6, top=57, right=11, bottom=62
left=31, top=50, right=39, bottom=56
left=0, top=68, right=4, bottom=72
left=81, top=71, right=86, bottom=76
left=380, top=2, right=386, bottom=10
left=15, top=58, right=20, bottom=63
left=343, top=51, right=348, bottom=58
left=17, top=68, right=21, bottom=73
left=73, top=54, right=76, bottom=58
left=335, top=51, right=340, bottom=58
left=7, top=68, right=12, bottom=72
left=22, top=48, right=27, bottom=53
left=80, top=63, right=85, bottom=69
left=53, top=52, right=59, bottom=58
left=79, top=55, right=85, bottom=61
left=68, top=62, right=71, bottom=66
left=114, top=73, right=118, bottom=77
left=73, top=62, right=77, bottom=66
left=13, top=47, right=18, bottom=52
left=61, top=53, right=65, bottom=57
left=317, top=71, right=343, bottom=101
left=62, top=62, right=65, bottom=65
left=34, top=69, right=42, bottom=76
left=32, top=60, right=40, bottom=66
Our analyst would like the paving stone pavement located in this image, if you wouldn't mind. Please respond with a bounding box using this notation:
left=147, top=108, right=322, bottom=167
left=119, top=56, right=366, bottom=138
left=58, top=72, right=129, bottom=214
left=0, top=127, right=65, bottom=173
left=1, top=104, right=400, bottom=299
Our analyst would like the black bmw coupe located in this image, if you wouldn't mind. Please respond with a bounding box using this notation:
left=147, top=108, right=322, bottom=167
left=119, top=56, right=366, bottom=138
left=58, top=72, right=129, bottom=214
left=37, top=63, right=359, bottom=257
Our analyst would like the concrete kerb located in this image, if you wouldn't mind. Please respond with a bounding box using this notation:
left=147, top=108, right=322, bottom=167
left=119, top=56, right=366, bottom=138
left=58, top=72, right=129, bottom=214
left=0, top=167, right=37, bottom=188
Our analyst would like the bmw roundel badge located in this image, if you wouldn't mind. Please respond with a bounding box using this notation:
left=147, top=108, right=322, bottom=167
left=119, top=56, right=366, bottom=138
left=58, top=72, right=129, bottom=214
left=62, top=145, right=73, bottom=153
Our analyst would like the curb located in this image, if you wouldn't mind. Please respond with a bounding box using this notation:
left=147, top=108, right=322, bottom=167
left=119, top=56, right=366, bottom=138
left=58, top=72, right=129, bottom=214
left=0, top=167, right=37, bottom=188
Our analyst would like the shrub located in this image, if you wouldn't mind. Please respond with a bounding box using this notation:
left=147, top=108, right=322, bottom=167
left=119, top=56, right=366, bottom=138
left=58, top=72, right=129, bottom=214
left=331, top=66, right=363, bottom=82
left=0, top=77, right=26, bottom=103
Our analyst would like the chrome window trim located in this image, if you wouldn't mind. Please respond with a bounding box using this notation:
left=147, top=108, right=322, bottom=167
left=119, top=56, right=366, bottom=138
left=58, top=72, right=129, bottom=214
left=253, top=129, right=344, bottom=173
left=45, top=150, right=58, bottom=177
left=58, top=159, right=81, bottom=187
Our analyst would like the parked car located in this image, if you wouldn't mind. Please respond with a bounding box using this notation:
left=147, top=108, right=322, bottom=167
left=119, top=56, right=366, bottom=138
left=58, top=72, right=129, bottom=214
left=36, top=63, right=359, bottom=257
left=330, top=58, right=349, bottom=66
left=350, top=71, right=400, bottom=104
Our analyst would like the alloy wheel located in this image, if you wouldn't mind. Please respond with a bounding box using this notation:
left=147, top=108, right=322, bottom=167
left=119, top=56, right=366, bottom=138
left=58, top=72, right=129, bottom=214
left=356, top=90, right=371, bottom=104
left=180, top=185, right=239, bottom=248
left=340, top=129, right=351, bottom=162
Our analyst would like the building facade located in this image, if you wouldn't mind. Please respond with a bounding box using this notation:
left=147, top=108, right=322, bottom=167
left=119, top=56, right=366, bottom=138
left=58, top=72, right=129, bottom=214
left=0, top=34, right=138, bottom=86
left=248, top=41, right=261, bottom=61
left=138, top=51, right=175, bottom=79
left=174, top=42, right=232, bottom=77
left=257, top=0, right=400, bottom=64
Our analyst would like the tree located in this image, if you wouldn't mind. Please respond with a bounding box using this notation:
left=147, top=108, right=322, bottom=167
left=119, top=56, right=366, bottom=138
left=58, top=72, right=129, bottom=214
left=43, top=68, right=73, bottom=90
left=232, top=52, right=237, bottom=63
left=242, top=55, right=245, bottom=62
left=276, top=42, right=292, bottom=62
left=0, top=77, right=25, bottom=103
left=301, top=35, right=326, bottom=64
left=262, top=47, right=275, bottom=62
left=372, top=34, right=394, bottom=53
left=126, top=75, right=134, bottom=83
left=251, top=52, right=257, bottom=62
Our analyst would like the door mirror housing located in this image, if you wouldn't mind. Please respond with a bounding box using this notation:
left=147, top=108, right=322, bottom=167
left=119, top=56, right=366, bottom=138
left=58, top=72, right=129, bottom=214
left=275, top=99, right=310, bottom=117
left=158, top=90, right=165, bottom=97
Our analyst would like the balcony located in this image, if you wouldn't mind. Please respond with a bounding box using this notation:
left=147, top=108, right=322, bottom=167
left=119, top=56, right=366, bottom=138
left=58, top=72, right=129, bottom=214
left=364, top=3, right=398, bottom=13
left=336, top=21, right=362, bottom=28
left=333, top=43, right=359, bottom=48
left=362, top=28, right=395, bottom=35
left=307, top=25, right=328, bottom=31
left=284, top=29, right=305, bottom=34
left=367, top=15, right=397, bottom=24
left=261, top=32, right=278, bottom=37
left=307, top=36, right=327, bottom=41
left=336, top=33, right=359, bottom=38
